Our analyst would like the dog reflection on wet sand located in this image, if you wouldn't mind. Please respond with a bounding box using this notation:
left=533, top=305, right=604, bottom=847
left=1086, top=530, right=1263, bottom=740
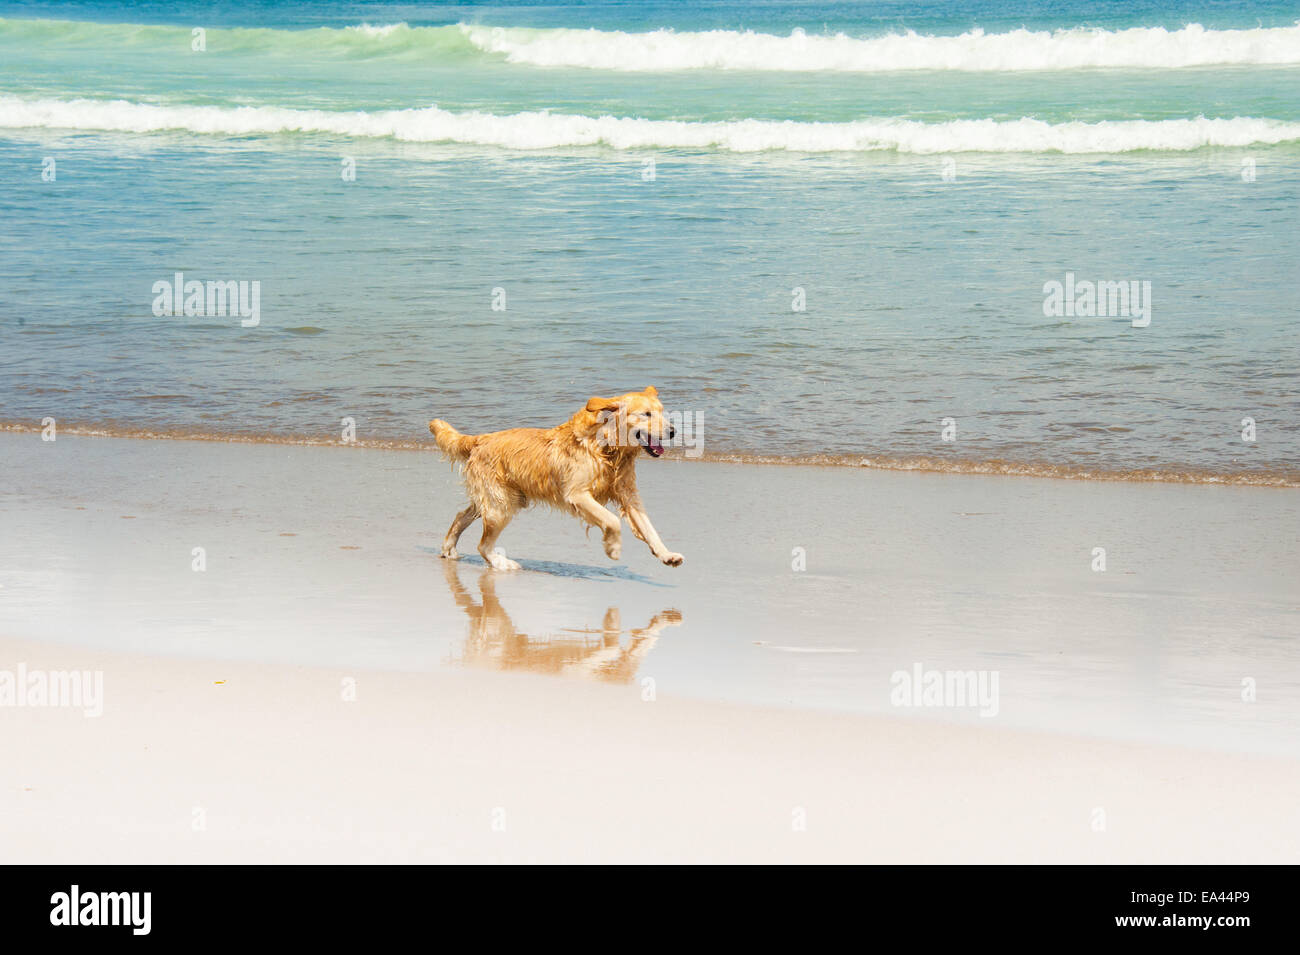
left=442, top=561, right=681, bottom=683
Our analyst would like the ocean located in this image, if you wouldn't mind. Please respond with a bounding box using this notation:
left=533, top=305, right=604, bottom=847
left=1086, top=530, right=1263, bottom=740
left=2, top=0, right=1298, bottom=484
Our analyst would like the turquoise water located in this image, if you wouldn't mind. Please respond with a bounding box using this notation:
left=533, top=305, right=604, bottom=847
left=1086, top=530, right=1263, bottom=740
left=1, top=1, right=1298, bottom=481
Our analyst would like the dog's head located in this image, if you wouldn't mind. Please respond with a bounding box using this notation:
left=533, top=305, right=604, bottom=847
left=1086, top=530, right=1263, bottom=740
left=583, top=386, right=675, bottom=458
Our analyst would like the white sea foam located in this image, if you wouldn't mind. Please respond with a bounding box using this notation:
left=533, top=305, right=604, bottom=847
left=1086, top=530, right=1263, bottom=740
left=3, top=96, right=1298, bottom=153
left=5, top=17, right=1299, bottom=72
left=459, top=22, right=1300, bottom=72
left=346, top=22, right=408, bottom=38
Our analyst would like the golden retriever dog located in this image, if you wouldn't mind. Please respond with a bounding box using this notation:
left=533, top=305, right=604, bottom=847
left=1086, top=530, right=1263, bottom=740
left=429, top=386, right=683, bottom=571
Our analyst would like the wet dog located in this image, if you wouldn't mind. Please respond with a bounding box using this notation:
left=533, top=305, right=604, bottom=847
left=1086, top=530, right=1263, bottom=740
left=430, top=387, right=683, bottom=571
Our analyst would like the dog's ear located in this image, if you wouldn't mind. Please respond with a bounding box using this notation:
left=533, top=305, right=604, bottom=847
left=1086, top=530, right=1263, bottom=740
left=586, top=396, right=620, bottom=413
left=643, top=386, right=658, bottom=397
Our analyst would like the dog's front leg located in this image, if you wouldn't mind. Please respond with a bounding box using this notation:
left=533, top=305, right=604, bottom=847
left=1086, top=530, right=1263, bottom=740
left=624, top=504, right=684, bottom=567
left=567, top=492, right=623, bottom=560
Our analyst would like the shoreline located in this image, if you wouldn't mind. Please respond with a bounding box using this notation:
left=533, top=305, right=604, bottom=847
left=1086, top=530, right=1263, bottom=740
left=3, top=422, right=1295, bottom=488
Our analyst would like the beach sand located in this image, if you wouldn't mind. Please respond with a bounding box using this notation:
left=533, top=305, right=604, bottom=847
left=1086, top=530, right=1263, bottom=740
left=2, top=431, right=1298, bottom=862
left=4, top=633, right=1299, bottom=863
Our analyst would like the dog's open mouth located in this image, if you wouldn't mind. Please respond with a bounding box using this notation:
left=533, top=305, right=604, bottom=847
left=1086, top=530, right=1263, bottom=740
left=634, top=431, right=665, bottom=457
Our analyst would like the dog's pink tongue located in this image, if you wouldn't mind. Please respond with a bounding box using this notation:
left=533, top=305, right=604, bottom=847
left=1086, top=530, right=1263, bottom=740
left=648, top=437, right=664, bottom=457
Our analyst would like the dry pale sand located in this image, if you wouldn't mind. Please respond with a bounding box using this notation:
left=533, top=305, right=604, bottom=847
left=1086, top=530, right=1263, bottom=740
left=3, top=632, right=1300, bottom=864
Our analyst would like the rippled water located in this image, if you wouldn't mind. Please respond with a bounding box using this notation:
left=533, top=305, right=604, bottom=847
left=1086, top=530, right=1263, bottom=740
left=1, top=0, right=1297, bottom=481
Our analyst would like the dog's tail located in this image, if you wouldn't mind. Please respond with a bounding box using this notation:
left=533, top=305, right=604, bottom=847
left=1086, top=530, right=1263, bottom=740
left=429, top=419, right=479, bottom=461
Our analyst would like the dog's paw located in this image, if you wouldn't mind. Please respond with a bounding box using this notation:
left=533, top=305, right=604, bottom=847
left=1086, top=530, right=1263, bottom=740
left=486, top=549, right=521, bottom=572
left=440, top=547, right=461, bottom=560
left=651, top=609, right=683, bottom=626
left=605, top=543, right=622, bottom=561
left=660, top=552, right=684, bottom=567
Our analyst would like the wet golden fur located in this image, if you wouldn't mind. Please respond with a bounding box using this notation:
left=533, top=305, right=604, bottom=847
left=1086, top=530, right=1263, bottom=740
left=430, top=387, right=683, bottom=571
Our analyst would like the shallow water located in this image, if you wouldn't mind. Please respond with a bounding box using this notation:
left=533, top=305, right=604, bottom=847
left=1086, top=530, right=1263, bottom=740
left=1, top=1, right=1298, bottom=482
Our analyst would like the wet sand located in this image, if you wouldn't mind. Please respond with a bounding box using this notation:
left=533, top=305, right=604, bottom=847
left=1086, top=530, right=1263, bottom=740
left=3, top=432, right=1298, bottom=747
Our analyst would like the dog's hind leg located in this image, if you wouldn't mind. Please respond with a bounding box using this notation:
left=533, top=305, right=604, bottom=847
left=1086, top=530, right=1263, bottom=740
left=441, top=503, right=480, bottom=559
left=478, top=511, right=521, bottom=571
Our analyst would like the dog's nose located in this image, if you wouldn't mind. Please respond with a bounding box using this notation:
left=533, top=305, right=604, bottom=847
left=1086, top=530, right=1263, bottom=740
left=667, top=425, right=676, bottom=439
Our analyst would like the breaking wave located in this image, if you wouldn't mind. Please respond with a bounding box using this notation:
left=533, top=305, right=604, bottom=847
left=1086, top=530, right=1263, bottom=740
left=459, top=22, right=1300, bottom=73
left=4, top=96, right=1298, bottom=153
left=3, top=17, right=1298, bottom=73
